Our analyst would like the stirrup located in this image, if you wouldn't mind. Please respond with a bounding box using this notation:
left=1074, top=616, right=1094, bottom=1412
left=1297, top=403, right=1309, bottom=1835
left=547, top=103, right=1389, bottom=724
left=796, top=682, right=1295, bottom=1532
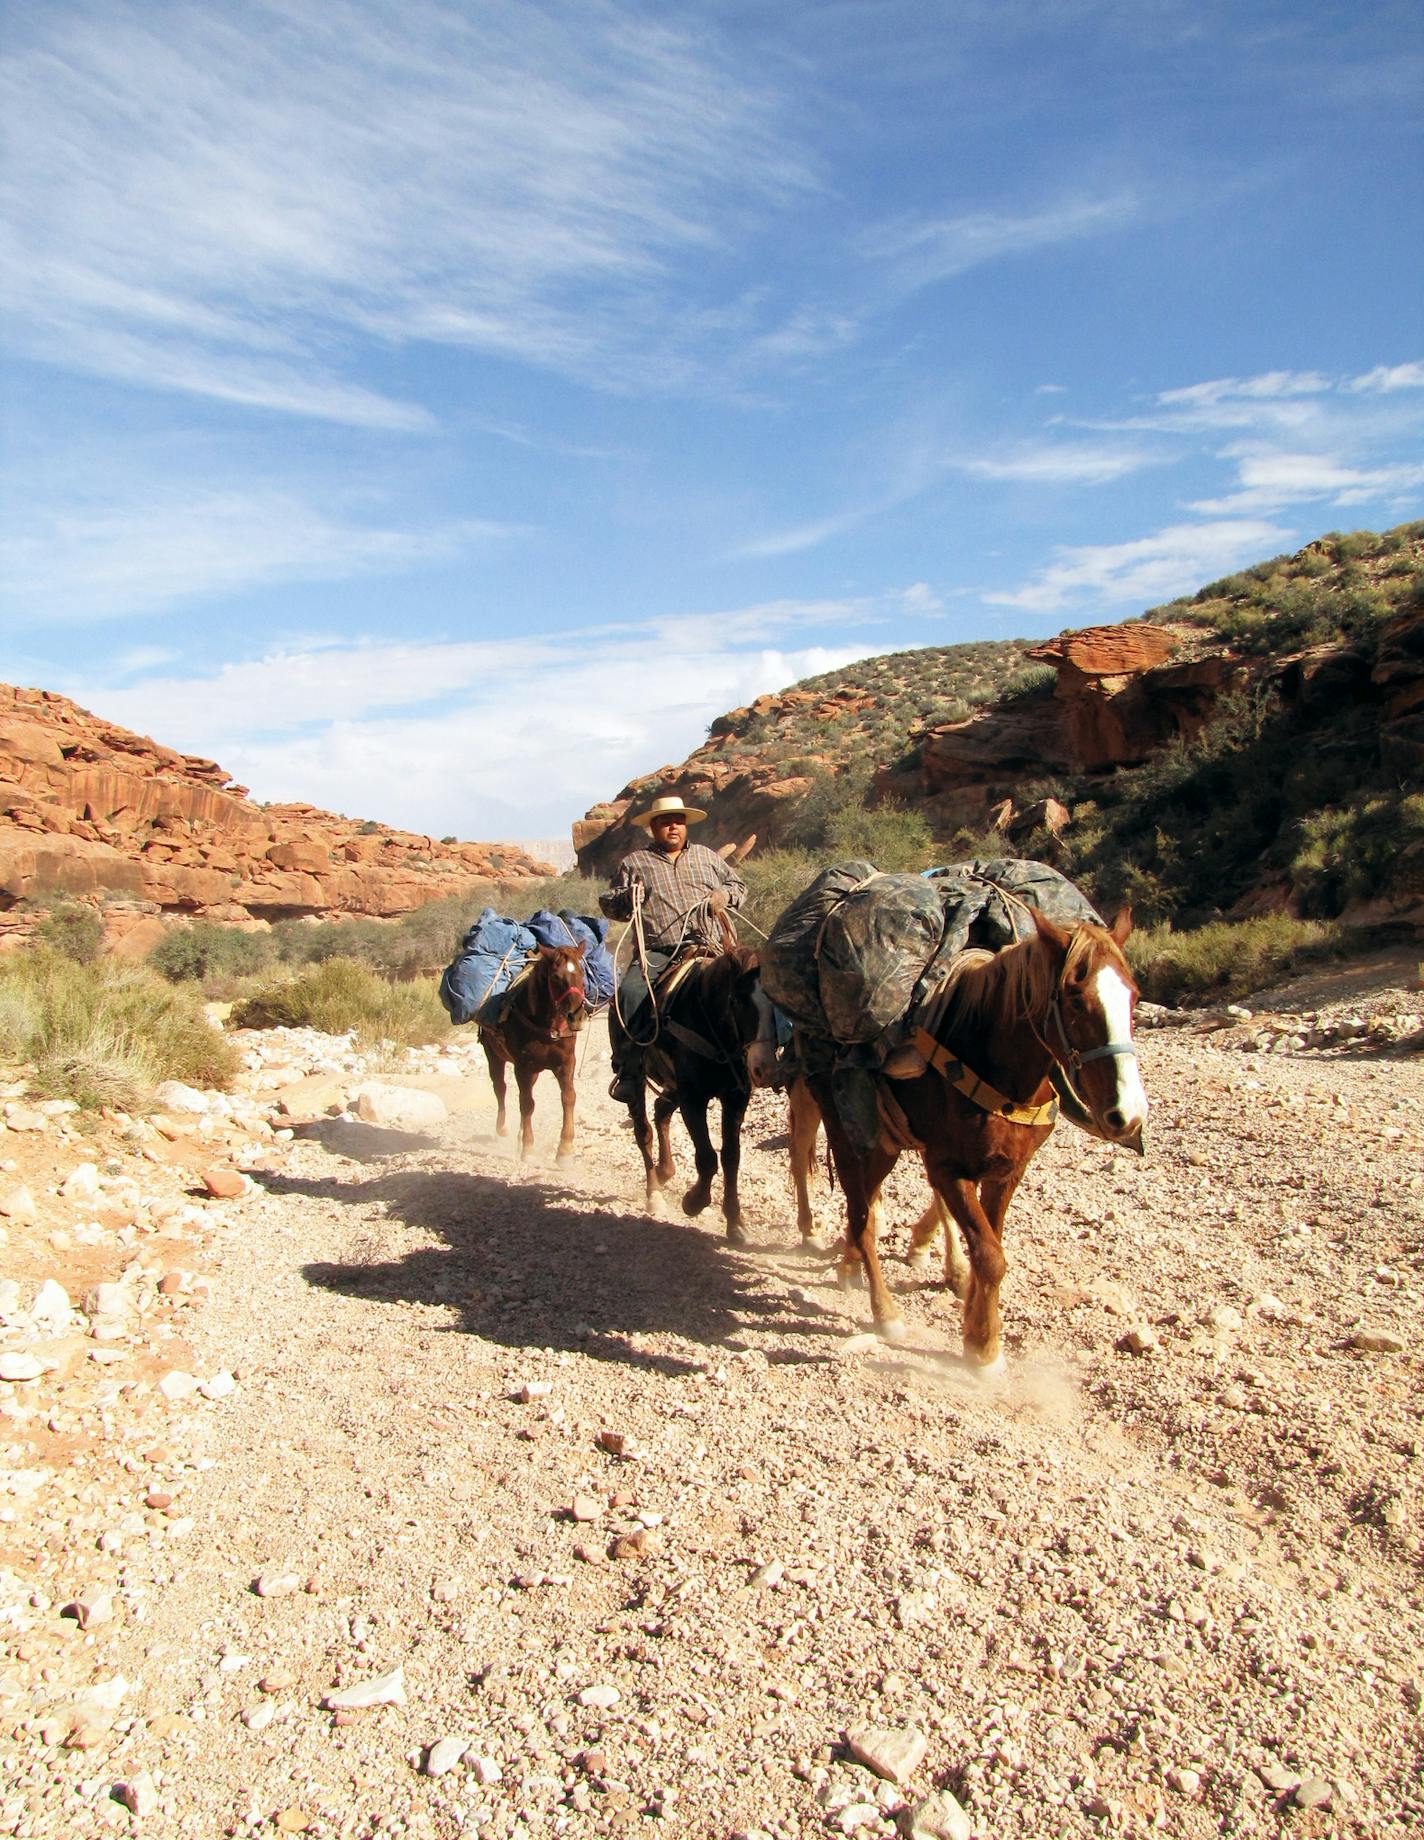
left=608, top=1073, right=640, bottom=1104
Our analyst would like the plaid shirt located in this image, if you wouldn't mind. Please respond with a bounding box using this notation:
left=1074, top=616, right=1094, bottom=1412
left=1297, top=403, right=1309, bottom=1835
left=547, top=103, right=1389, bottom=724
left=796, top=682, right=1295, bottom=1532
left=599, top=842, right=747, bottom=949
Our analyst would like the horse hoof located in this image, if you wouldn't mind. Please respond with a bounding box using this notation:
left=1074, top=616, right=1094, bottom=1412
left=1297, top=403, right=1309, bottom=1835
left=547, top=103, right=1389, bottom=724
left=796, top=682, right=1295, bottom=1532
left=682, top=1187, right=710, bottom=1218
left=725, top=1219, right=749, bottom=1246
left=969, top=1350, right=1007, bottom=1384
left=906, top=1248, right=932, bottom=1273
left=837, top=1265, right=865, bottom=1292
left=877, top=1315, right=908, bottom=1344
left=556, top=1150, right=576, bottom=1167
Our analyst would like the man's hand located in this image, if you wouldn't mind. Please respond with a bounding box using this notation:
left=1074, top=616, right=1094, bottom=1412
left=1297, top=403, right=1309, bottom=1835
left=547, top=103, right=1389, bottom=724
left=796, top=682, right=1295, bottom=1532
left=706, top=889, right=729, bottom=914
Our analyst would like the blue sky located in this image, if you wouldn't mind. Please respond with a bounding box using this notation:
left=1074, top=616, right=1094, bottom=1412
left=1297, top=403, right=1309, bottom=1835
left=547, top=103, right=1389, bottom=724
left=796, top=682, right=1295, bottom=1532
left=2, top=0, right=1420, bottom=844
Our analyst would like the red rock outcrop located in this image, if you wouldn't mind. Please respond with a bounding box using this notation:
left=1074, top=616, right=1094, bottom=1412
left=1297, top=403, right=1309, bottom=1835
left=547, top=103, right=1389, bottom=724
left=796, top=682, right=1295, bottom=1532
left=0, top=685, right=552, bottom=926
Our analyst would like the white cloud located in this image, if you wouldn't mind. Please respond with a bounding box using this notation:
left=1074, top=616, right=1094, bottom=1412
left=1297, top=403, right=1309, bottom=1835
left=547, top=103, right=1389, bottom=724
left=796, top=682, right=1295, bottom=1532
left=1188, top=449, right=1424, bottom=516
left=0, top=0, right=814, bottom=416
left=1343, top=361, right=1424, bottom=395
left=1157, top=370, right=1333, bottom=408
left=69, top=608, right=887, bottom=837
left=985, top=519, right=1293, bottom=615
left=0, top=490, right=517, bottom=622
left=963, top=444, right=1162, bottom=486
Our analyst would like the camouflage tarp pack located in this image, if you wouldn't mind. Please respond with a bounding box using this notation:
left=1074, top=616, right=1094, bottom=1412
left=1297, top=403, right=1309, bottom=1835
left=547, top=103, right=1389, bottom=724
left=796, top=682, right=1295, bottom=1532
left=759, top=861, right=947, bottom=1044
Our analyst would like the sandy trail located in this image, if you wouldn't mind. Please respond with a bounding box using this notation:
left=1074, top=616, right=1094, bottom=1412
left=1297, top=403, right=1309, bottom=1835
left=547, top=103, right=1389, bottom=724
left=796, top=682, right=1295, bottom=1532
left=3, top=976, right=1423, bottom=1840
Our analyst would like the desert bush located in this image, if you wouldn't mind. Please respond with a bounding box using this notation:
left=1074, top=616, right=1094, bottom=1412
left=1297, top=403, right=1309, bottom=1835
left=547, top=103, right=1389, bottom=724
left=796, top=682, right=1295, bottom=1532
left=820, top=802, right=936, bottom=872
left=229, top=958, right=453, bottom=1045
left=739, top=849, right=822, bottom=936
left=150, top=921, right=275, bottom=985
left=30, top=898, right=103, bottom=965
left=0, top=949, right=239, bottom=1108
left=1126, top=913, right=1344, bottom=1006
left=1290, top=791, right=1424, bottom=916
left=1000, top=662, right=1057, bottom=701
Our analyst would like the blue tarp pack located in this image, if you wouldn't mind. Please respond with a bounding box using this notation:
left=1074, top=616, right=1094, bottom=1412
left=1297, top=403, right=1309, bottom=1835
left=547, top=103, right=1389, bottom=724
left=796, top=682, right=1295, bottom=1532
left=438, top=908, right=536, bottom=1026
left=525, top=909, right=616, bottom=1007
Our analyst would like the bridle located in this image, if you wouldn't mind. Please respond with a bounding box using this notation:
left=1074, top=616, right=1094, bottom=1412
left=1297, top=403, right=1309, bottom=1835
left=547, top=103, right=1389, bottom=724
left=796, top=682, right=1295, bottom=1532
left=1030, top=953, right=1140, bottom=1127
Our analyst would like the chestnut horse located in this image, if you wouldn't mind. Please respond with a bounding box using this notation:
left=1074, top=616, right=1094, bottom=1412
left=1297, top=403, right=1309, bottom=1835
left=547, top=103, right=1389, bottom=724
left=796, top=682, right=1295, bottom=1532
left=806, top=908, right=1147, bottom=1372
left=620, top=945, right=762, bottom=1242
left=479, top=942, right=587, bottom=1164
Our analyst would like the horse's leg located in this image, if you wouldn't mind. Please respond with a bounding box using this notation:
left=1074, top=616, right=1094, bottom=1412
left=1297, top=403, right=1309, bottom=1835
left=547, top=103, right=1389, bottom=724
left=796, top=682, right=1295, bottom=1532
left=554, top=1045, right=577, bottom=1165
left=932, top=1174, right=1010, bottom=1373
left=514, top=1059, right=537, bottom=1162
left=907, top=1192, right=969, bottom=1299
left=679, top=1088, right=717, bottom=1219
left=811, top=1083, right=902, bottom=1338
left=788, top=1080, right=823, bottom=1243
left=719, top=1088, right=749, bottom=1246
left=653, top=1090, right=678, bottom=1190
left=483, top=1036, right=508, bottom=1138
left=628, top=1081, right=661, bottom=1211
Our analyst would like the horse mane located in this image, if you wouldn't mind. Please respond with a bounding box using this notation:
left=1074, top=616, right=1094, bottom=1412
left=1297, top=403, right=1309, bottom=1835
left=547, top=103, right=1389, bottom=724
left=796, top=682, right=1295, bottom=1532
left=939, top=923, right=1110, bottom=1036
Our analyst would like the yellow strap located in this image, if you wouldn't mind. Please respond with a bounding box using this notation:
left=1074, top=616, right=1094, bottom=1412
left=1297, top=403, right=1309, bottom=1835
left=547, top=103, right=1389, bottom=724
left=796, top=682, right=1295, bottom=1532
left=912, top=1028, right=1059, bottom=1128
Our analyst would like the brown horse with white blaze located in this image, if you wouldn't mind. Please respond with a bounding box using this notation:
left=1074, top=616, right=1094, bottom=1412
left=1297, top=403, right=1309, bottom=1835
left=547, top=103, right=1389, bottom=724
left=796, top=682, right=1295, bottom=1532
left=808, top=907, right=1148, bottom=1372
left=479, top=942, right=587, bottom=1164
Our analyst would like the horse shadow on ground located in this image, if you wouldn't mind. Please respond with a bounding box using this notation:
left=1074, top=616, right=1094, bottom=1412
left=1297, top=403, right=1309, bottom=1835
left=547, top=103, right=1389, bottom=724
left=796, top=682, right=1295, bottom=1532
left=253, top=1163, right=786, bottom=1377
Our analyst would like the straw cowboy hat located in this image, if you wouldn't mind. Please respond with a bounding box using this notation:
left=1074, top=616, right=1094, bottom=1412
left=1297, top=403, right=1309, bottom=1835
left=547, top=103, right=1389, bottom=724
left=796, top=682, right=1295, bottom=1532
left=631, top=794, right=707, bottom=830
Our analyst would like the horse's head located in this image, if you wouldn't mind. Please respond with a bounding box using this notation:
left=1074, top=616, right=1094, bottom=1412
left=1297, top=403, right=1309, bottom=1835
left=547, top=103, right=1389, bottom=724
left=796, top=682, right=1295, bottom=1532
left=1031, top=907, right=1149, bottom=1150
left=535, top=940, right=586, bottom=1013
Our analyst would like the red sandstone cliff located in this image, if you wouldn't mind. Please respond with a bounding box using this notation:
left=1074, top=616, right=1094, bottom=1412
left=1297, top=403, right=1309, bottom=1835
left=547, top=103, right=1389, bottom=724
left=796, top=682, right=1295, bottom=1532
left=0, top=685, right=552, bottom=930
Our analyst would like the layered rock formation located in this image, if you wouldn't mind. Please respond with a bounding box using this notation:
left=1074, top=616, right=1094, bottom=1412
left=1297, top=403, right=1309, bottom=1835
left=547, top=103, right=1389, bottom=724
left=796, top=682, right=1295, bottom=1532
left=575, top=605, right=1424, bottom=882
left=0, top=685, right=551, bottom=930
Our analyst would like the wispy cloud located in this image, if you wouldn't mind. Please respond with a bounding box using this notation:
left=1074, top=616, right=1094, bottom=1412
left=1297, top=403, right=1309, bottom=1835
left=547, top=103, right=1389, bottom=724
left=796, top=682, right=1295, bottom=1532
left=0, top=0, right=814, bottom=418
left=860, top=190, right=1140, bottom=298
left=0, top=488, right=518, bottom=623
left=985, top=518, right=1293, bottom=615
left=962, top=443, right=1163, bottom=486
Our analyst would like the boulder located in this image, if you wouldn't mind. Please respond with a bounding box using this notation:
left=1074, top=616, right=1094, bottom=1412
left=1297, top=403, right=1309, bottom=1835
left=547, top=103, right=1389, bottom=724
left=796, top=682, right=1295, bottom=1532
left=352, top=1084, right=449, bottom=1130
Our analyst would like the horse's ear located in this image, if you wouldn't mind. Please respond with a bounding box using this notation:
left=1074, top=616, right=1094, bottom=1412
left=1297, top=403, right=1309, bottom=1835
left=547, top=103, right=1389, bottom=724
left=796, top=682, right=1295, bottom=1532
left=1108, top=906, right=1133, bottom=946
left=1029, top=906, right=1070, bottom=954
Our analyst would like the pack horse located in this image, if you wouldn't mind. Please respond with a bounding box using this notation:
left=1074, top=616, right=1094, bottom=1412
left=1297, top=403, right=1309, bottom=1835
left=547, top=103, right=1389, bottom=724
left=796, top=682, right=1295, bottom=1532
left=808, top=905, right=1147, bottom=1370
left=479, top=942, right=588, bottom=1165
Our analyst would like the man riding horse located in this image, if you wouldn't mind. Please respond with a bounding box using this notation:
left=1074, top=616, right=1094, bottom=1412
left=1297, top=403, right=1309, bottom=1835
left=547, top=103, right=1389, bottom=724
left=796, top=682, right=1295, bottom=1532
left=599, top=794, right=747, bottom=1103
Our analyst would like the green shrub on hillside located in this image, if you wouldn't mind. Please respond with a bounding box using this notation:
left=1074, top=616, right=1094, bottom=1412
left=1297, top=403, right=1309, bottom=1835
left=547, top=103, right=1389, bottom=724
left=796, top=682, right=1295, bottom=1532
left=739, top=850, right=822, bottom=936
left=1126, top=914, right=1345, bottom=1006
left=1290, top=792, right=1424, bottom=916
left=0, top=950, right=238, bottom=1109
left=229, top=958, right=453, bottom=1045
left=821, top=802, right=935, bottom=871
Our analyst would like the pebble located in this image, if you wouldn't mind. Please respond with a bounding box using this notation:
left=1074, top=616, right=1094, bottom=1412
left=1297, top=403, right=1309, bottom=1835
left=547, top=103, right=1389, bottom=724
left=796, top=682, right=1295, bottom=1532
left=578, top=1684, right=620, bottom=1709
left=1116, top=1324, right=1159, bottom=1355
left=243, top=1701, right=276, bottom=1731
left=158, top=1369, right=200, bottom=1401
left=253, top=1570, right=302, bottom=1598
left=749, top=1559, right=784, bottom=1588
left=424, top=1735, right=467, bottom=1776
left=571, top=1493, right=602, bottom=1523
left=116, top=1773, right=159, bottom=1816
left=323, top=1663, right=407, bottom=1709
left=833, top=1803, right=880, bottom=1833
left=1294, top=1776, right=1333, bottom=1810
left=515, top=1380, right=552, bottom=1402
left=904, top=1790, right=971, bottom=1840
left=847, top=1724, right=927, bottom=1785
left=1351, top=1328, right=1405, bottom=1354
left=0, top=1352, right=44, bottom=1382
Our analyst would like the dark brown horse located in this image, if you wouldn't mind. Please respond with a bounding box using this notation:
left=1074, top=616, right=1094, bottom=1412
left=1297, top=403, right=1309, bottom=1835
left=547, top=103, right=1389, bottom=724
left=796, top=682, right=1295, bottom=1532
left=807, top=908, right=1147, bottom=1373
left=620, top=944, right=762, bottom=1242
left=479, top=942, right=587, bottom=1164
